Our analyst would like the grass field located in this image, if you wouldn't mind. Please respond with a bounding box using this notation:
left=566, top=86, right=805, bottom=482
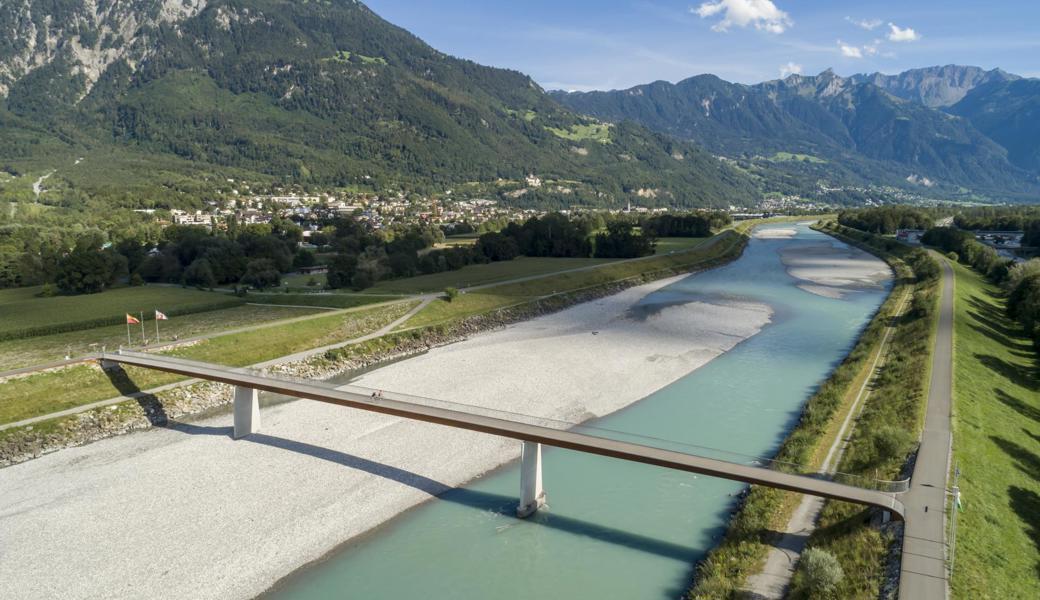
left=0, top=302, right=415, bottom=425
left=0, top=285, right=241, bottom=339
left=364, top=256, right=615, bottom=295
left=949, top=262, right=1040, bottom=599
left=546, top=123, right=613, bottom=144
left=769, top=151, right=827, bottom=163
left=0, top=304, right=320, bottom=370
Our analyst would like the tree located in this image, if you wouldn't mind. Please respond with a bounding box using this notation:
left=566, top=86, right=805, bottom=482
left=326, top=253, right=358, bottom=289
left=292, top=249, right=317, bottom=270
left=54, top=248, right=114, bottom=294
left=1008, top=272, right=1040, bottom=344
left=240, top=258, right=281, bottom=290
left=183, top=258, right=217, bottom=289
left=475, top=231, right=520, bottom=262
left=594, top=221, right=655, bottom=258
left=800, top=547, right=844, bottom=597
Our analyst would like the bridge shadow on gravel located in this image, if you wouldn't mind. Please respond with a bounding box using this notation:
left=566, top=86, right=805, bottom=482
left=167, top=420, right=703, bottom=563
left=101, top=365, right=169, bottom=426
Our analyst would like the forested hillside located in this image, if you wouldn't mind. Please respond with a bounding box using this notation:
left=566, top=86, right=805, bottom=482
left=552, top=67, right=1040, bottom=201
left=0, top=0, right=757, bottom=209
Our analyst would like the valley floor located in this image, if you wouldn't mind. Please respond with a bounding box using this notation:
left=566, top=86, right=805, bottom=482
left=0, top=274, right=771, bottom=600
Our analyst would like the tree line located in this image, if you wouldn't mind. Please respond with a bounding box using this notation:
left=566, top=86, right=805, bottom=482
left=921, top=227, right=1040, bottom=347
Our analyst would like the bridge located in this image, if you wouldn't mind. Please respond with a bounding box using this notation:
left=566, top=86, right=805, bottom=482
left=98, top=350, right=906, bottom=521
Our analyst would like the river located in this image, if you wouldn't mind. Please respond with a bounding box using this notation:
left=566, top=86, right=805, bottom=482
left=265, top=223, right=891, bottom=599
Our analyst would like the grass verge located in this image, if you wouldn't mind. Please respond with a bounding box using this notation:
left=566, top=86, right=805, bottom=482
left=947, top=261, right=1040, bottom=599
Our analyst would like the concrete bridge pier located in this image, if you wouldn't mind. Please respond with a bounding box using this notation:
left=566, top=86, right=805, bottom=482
left=517, top=441, right=546, bottom=518
left=233, top=386, right=260, bottom=439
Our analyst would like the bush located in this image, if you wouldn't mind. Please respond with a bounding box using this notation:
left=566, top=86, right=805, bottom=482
left=872, top=425, right=915, bottom=462
left=801, top=548, right=844, bottom=597
left=128, top=273, right=144, bottom=287
left=37, top=283, right=57, bottom=297
left=444, top=287, right=459, bottom=302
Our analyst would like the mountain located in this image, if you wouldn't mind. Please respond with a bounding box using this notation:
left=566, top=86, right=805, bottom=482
left=849, top=65, right=1018, bottom=108
left=950, top=78, right=1040, bottom=173
left=0, top=0, right=756, bottom=208
left=551, top=67, right=1039, bottom=200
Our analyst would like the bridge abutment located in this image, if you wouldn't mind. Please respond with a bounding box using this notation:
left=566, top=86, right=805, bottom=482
left=517, top=441, right=545, bottom=518
left=233, top=386, right=260, bottom=439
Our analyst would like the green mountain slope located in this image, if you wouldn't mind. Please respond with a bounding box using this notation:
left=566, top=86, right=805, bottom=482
left=552, top=67, right=1040, bottom=200
left=0, top=0, right=757, bottom=208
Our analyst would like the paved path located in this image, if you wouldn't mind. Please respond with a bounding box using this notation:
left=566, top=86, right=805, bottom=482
left=898, top=254, right=954, bottom=600
left=0, top=300, right=428, bottom=433
left=744, top=287, right=911, bottom=598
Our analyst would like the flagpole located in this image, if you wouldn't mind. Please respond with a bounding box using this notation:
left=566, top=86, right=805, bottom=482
left=155, top=312, right=160, bottom=344
left=140, top=311, right=146, bottom=345
left=127, top=319, right=131, bottom=347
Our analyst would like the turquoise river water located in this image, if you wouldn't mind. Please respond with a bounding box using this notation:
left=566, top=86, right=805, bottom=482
left=266, top=223, right=891, bottom=599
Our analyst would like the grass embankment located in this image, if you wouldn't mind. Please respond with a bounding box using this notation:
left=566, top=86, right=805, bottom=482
left=948, top=262, right=1040, bottom=599
left=0, top=304, right=319, bottom=370
left=406, top=232, right=745, bottom=329
left=365, top=256, right=616, bottom=295
left=0, top=302, right=414, bottom=426
left=688, top=222, right=938, bottom=599
left=245, top=292, right=399, bottom=309
left=280, top=238, right=707, bottom=293
left=0, top=285, right=243, bottom=341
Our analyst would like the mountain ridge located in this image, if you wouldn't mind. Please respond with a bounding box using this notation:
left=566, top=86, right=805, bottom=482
left=551, top=65, right=1040, bottom=200
left=0, top=0, right=757, bottom=209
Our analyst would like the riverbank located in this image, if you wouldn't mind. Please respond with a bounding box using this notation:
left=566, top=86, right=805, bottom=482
left=0, top=261, right=773, bottom=600
left=690, top=222, right=905, bottom=599
left=0, top=230, right=748, bottom=467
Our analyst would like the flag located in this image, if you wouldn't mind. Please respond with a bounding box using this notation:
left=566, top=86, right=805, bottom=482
left=126, top=314, right=140, bottom=325
left=155, top=310, right=168, bottom=321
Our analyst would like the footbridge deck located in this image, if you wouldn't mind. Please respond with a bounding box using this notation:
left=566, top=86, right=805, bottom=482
left=99, top=350, right=905, bottom=520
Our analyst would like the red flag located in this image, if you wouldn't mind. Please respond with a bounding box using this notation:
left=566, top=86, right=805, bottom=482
left=155, top=310, right=168, bottom=321
left=126, top=314, right=140, bottom=325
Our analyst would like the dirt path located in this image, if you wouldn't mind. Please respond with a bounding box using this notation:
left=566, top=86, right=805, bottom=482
left=743, top=287, right=911, bottom=598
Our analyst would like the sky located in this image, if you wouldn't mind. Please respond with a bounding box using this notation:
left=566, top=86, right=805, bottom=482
left=364, top=0, right=1040, bottom=91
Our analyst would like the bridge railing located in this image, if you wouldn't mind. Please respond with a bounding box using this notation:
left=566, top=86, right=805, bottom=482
left=109, top=350, right=908, bottom=494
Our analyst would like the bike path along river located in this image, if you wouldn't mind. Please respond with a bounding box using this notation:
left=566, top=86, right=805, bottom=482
left=265, top=223, right=892, bottom=600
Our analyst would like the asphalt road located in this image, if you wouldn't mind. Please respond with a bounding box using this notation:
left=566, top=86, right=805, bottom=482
left=898, top=254, right=954, bottom=599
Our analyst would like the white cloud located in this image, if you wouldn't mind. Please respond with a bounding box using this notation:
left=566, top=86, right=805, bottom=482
left=837, top=39, right=880, bottom=59
left=887, top=22, right=920, bottom=42
left=779, top=61, right=803, bottom=77
left=845, top=16, right=882, bottom=30
left=838, top=40, right=863, bottom=58
left=694, top=0, right=792, bottom=34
